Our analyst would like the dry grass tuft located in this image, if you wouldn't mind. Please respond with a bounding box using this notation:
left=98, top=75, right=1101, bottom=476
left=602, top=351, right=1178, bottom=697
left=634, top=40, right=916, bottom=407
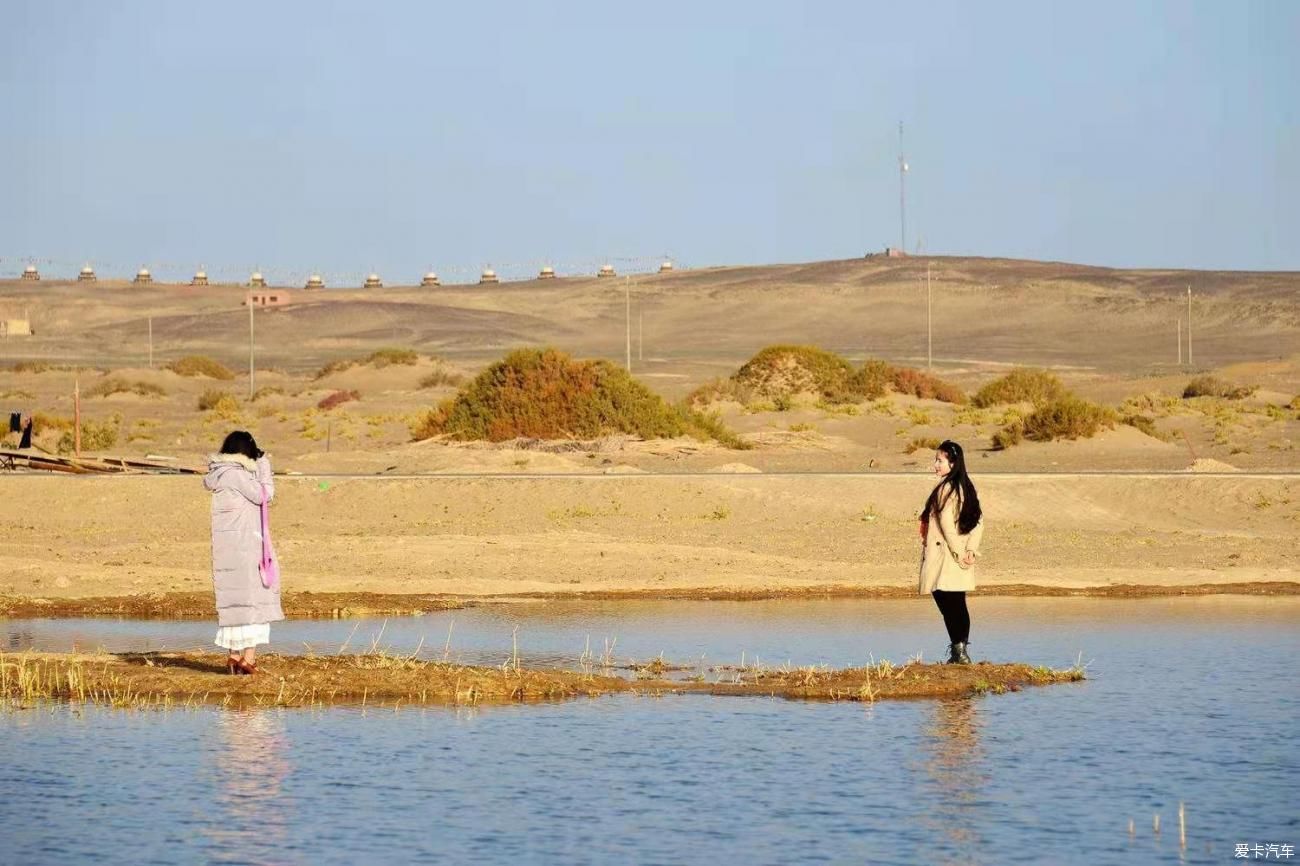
left=317, top=389, right=361, bottom=410
left=993, top=396, right=1117, bottom=449
left=1182, top=376, right=1257, bottom=400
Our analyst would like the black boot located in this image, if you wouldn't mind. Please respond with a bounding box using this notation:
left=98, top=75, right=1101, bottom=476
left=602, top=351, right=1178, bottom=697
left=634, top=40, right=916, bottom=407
left=946, top=641, right=972, bottom=665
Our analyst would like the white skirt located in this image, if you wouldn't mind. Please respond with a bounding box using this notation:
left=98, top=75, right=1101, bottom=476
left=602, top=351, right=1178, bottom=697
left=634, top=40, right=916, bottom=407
left=214, top=623, right=271, bottom=650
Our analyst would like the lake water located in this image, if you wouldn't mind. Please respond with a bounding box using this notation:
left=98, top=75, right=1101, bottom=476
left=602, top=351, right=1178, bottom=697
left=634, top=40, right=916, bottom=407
left=2, top=597, right=1297, bottom=864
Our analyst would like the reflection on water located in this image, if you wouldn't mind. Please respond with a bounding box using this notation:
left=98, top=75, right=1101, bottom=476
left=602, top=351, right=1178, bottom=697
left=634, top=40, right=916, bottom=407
left=919, top=699, right=988, bottom=860
left=206, top=711, right=293, bottom=865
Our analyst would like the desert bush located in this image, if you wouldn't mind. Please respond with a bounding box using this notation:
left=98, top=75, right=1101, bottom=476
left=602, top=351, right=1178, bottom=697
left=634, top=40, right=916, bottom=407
left=972, top=368, right=1068, bottom=408
left=410, top=347, right=747, bottom=447
left=679, top=406, right=753, bottom=450
left=734, top=345, right=861, bottom=405
left=166, top=356, right=235, bottom=380
left=85, top=376, right=166, bottom=398
left=890, top=366, right=966, bottom=404
left=418, top=369, right=465, bottom=389
left=10, top=361, right=51, bottom=373
left=1019, top=397, right=1117, bottom=442
left=1182, top=376, right=1257, bottom=400
left=251, top=386, right=285, bottom=401
left=850, top=360, right=894, bottom=400
left=1120, top=413, right=1167, bottom=441
left=365, top=348, right=419, bottom=368
left=315, top=348, right=421, bottom=380
left=990, top=425, right=1022, bottom=451
left=905, top=436, right=943, bottom=454
left=1290, top=395, right=1300, bottom=411
left=57, top=414, right=121, bottom=453
left=0, top=389, right=35, bottom=400
left=317, top=389, right=361, bottom=410
left=685, top=377, right=756, bottom=408
left=906, top=406, right=934, bottom=425
left=197, top=389, right=241, bottom=416
left=33, top=412, right=75, bottom=434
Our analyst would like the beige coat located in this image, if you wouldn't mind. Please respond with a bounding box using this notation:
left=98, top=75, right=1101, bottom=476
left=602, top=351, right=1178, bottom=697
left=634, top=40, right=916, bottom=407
left=204, top=452, right=283, bottom=627
left=918, top=486, right=984, bottom=594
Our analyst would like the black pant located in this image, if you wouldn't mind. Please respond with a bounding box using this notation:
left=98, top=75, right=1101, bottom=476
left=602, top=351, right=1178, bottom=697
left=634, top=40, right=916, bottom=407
left=931, top=589, right=970, bottom=645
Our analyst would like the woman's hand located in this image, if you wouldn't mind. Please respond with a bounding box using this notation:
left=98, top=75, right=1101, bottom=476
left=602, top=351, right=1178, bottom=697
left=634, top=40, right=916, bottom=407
left=960, top=551, right=976, bottom=568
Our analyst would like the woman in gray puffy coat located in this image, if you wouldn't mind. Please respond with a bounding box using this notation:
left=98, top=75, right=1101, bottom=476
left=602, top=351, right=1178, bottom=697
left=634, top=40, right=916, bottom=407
left=204, top=431, right=282, bottom=674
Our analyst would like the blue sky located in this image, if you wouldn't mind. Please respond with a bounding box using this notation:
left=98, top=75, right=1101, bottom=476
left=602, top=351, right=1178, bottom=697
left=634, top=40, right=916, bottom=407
left=2, top=1, right=1296, bottom=282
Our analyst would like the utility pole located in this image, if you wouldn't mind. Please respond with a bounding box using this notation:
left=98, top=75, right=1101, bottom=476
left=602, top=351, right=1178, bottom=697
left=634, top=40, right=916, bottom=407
left=926, top=262, right=933, bottom=371
left=1177, top=319, right=1182, bottom=366
left=638, top=298, right=643, bottom=362
left=624, top=277, right=632, bottom=372
left=1186, top=286, right=1193, bottom=367
left=248, top=294, right=256, bottom=399
left=148, top=317, right=153, bottom=369
left=898, top=121, right=908, bottom=252
left=73, top=378, right=81, bottom=457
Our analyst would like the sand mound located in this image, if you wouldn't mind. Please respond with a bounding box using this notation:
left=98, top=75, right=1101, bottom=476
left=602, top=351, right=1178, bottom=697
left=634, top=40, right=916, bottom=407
left=711, top=462, right=762, bottom=473
left=1188, top=458, right=1239, bottom=472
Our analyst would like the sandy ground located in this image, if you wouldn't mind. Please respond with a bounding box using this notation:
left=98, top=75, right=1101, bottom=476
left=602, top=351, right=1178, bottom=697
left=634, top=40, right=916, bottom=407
left=1, top=473, right=1296, bottom=606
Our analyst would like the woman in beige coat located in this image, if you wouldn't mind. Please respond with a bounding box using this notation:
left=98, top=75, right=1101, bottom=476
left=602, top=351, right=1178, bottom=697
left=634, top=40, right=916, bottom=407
left=919, top=440, right=984, bottom=664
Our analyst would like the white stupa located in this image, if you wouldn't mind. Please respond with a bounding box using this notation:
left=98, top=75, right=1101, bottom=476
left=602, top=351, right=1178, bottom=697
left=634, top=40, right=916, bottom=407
left=78, top=265, right=97, bottom=283
left=191, top=268, right=209, bottom=286
left=249, top=271, right=267, bottom=288
left=538, top=266, right=556, bottom=280
left=304, top=274, right=325, bottom=290
left=659, top=260, right=674, bottom=273
left=133, top=267, right=153, bottom=285
left=479, top=268, right=499, bottom=285
left=363, top=273, right=383, bottom=289
left=598, top=264, right=616, bottom=278
left=420, top=271, right=440, bottom=287
left=21, top=265, right=39, bottom=281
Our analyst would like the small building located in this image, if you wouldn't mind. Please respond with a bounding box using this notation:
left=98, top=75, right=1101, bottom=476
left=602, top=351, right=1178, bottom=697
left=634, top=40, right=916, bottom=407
left=244, top=290, right=291, bottom=309
left=479, top=268, right=499, bottom=285
left=420, top=272, right=440, bottom=287
left=20, top=266, right=39, bottom=281
left=659, top=260, right=674, bottom=273
left=538, top=266, right=556, bottom=279
left=191, top=269, right=209, bottom=286
left=248, top=271, right=267, bottom=288
left=363, top=273, right=383, bottom=289
left=883, top=247, right=907, bottom=258
left=598, top=264, right=616, bottom=278
left=133, top=268, right=153, bottom=285
left=304, top=274, right=325, bottom=290
left=1, top=319, right=32, bottom=337
left=78, top=265, right=97, bottom=283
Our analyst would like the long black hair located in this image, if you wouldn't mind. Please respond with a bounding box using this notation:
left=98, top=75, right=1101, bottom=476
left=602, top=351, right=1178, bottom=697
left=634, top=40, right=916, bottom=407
left=219, top=430, right=263, bottom=460
left=922, top=440, right=982, bottom=534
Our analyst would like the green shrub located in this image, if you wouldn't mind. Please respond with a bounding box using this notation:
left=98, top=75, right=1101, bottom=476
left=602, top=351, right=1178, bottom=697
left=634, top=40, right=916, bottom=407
left=317, top=389, right=361, bottom=410
left=85, top=376, right=166, bottom=398
left=57, top=414, right=121, bottom=453
left=678, top=406, right=753, bottom=450
left=972, top=368, right=1068, bottom=408
left=1182, top=376, right=1257, bottom=400
left=411, top=347, right=746, bottom=446
left=167, top=356, right=235, bottom=380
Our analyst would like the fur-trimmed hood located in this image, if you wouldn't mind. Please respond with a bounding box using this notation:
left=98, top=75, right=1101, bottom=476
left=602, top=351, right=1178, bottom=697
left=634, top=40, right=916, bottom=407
left=207, top=452, right=258, bottom=472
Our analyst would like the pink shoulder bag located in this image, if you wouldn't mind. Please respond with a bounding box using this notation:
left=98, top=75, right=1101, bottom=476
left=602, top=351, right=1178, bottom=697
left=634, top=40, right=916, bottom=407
left=259, top=483, right=280, bottom=589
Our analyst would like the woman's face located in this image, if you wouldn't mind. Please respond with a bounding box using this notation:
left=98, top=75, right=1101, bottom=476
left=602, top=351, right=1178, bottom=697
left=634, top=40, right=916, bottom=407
left=933, top=449, right=953, bottom=477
